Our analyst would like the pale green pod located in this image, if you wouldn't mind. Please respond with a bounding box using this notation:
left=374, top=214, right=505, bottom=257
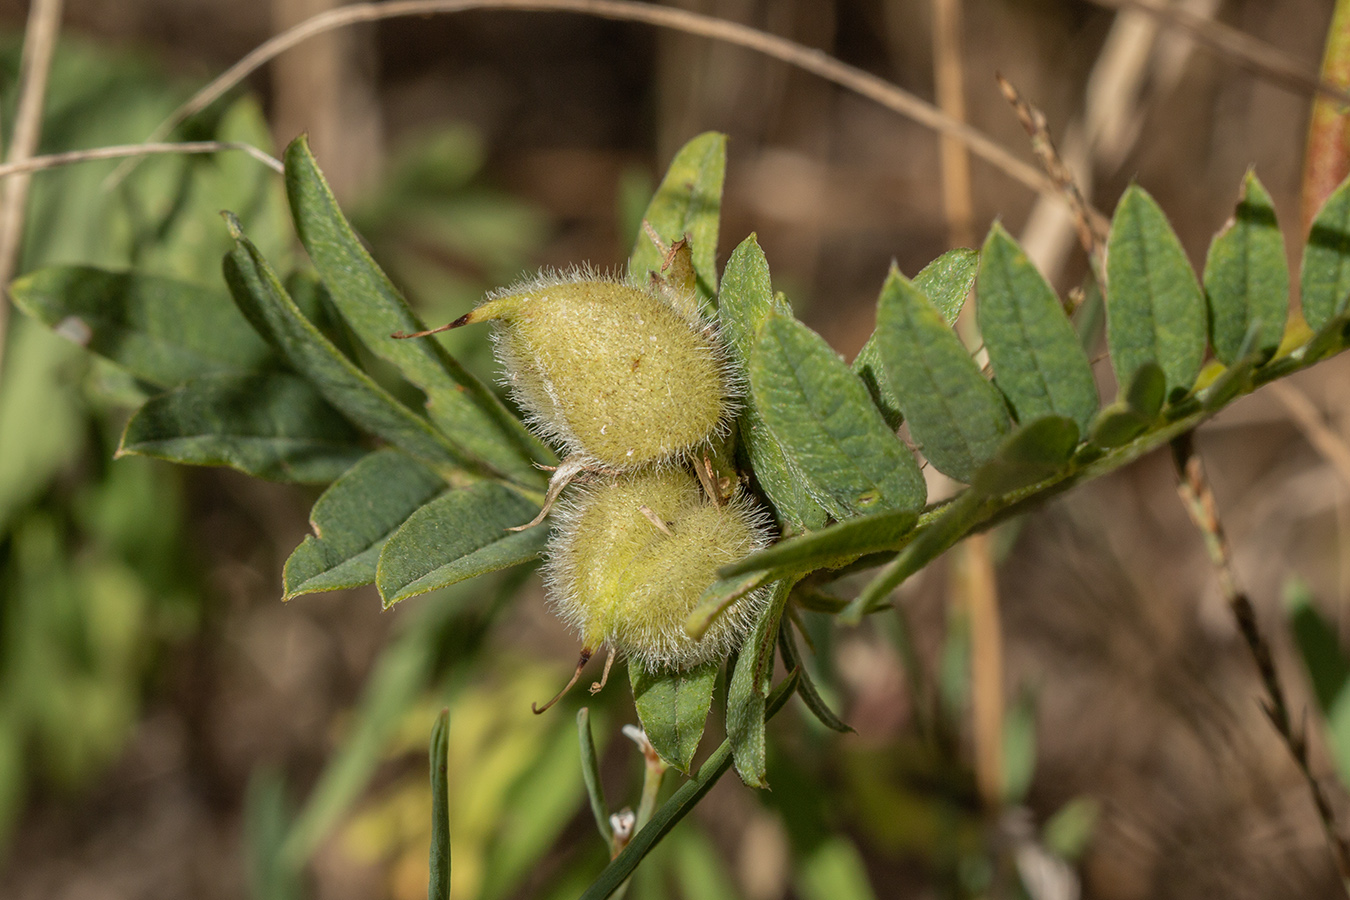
left=544, top=468, right=771, bottom=671
left=462, top=271, right=735, bottom=470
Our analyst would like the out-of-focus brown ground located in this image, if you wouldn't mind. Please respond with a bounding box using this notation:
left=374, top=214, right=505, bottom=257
left=2, top=0, right=1349, bottom=897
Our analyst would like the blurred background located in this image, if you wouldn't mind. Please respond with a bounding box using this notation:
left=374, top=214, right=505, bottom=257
left=1, top=0, right=1349, bottom=898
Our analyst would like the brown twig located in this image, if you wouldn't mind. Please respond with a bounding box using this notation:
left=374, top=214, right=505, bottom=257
left=932, top=0, right=975, bottom=250
left=0, top=142, right=283, bottom=180
left=1171, top=432, right=1350, bottom=882
left=111, top=0, right=1081, bottom=216
left=0, top=0, right=65, bottom=375
left=1085, top=0, right=1350, bottom=108
left=1270, top=381, right=1350, bottom=490
left=951, top=532, right=1005, bottom=809
left=997, top=73, right=1109, bottom=278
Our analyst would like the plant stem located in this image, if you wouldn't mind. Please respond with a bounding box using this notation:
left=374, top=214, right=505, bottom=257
left=119, top=0, right=1075, bottom=216
left=1171, top=432, right=1350, bottom=886
left=0, top=0, right=64, bottom=378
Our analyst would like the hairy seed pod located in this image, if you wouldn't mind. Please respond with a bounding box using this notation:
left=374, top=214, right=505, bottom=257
left=545, top=467, right=771, bottom=671
left=458, top=270, right=735, bottom=470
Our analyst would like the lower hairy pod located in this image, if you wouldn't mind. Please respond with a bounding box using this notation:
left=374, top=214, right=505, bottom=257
left=545, top=467, right=771, bottom=672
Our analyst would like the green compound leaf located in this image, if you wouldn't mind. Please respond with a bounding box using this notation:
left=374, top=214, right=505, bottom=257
left=629, top=132, right=726, bottom=309
left=10, top=265, right=272, bottom=387
left=874, top=268, right=1010, bottom=483
left=283, top=449, right=447, bottom=599
left=1303, top=172, right=1350, bottom=331
left=223, top=213, right=466, bottom=471
left=118, top=373, right=366, bottom=482
left=977, top=224, right=1098, bottom=432
left=284, top=137, right=546, bottom=484
left=853, top=248, right=979, bottom=428
left=1106, top=185, right=1207, bottom=396
left=728, top=581, right=792, bottom=787
left=629, top=658, right=719, bottom=774
left=717, top=235, right=827, bottom=531
left=972, top=415, right=1079, bottom=496
left=376, top=482, right=546, bottom=606
left=576, top=672, right=798, bottom=900
left=1203, top=171, right=1288, bottom=364
left=428, top=708, right=451, bottom=900
left=751, top=310, right=926, bottom=519
left=718, top=506, right=918, bottom=580
left=1087, top=361, right=1166, bottom=449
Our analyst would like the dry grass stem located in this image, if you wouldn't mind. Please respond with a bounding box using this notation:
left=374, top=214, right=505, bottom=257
left=1087, top=0, right=1350, bottom=107
left=116, top=0, right=1073, bottom=212
left=932, top=0, right=974, bottom=249
left=996, top=73, right=1109, bottom=294
left=0, top=142, right=284, bottom=180
left=1270, top=381, right=1350, bottom=489
left=1172, top=432, right=1350, bottom=883
left=952, top=532, right=1005, bottom=808
left=0, top=0, right=65, bottom=373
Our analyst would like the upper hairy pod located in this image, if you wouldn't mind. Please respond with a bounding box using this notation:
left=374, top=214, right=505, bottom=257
left=462, top=270, right=735, bottom=470
left=545, top=467, right=771, bottom=671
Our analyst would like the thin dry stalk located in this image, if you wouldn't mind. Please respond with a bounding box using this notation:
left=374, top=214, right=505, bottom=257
left=112, top=0, right=1083, bottom=216
left=952, top=532, right=1005, bottom=808
left=1087, top=0, right=1350, bottom=107
left=0, top=142, right=283, bottom=180
left=0, top=0, right=65, bottom=373
left=1270, top=380, right=1350, bottom=489
left=932, top=0, right=974, bottom=249
left=1171, top=432, right=1350, bottom=883
left=996, top=74, right=1108, bottom=298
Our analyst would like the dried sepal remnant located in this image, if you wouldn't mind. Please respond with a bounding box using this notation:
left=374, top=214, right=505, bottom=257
left=545, top=467, right=772, bottom=671
left=464, top=269, right=737, bottom=470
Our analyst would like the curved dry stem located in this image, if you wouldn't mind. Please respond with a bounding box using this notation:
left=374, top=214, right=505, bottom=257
left=120, top=0, right=1068, bottom=209
left=0, top=141, right=283, bottom=180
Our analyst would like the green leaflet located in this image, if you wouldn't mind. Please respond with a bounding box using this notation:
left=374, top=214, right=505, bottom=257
left=751, top=310, right=926, bottom=519
left=283, top=449, right=447, bottom=599
left=576, top=672, right=798, bottom=900
left=728, top=581, right=792, bottom=787
left=1203, top=171, right=1288, bottom=364
left=778, top=624, right=851, bottom=734
left=222, top=214, right=465, bottom=471
left=10, top=265, right=272, bottom=388
left=843, top=491, right=986, bottom=624
left=283, top=138, right=546, bottom=484
left=629, top=658, right=719, bottom=774
left=1106, top=185, right=1207, bottom=396
left=853, top=248, right=979, bottom=429
left=874, top=268, right=1010, bottom=483
left=977, top=224, right=1098, bottom=432
left=628, top=132, right=726, bottom=309
left=717, top=235, right=827, bottom=531
left=118, top=373, right=366, bottom=483
left=1287, top=583, right=1350, bottom=787
left=1088, top=361, right=1165, bottom=449
left=718, top=506, right=917, bottom=580
left=428, top=709, right=451, bottom=900
left=971, top=415, right=1080, bottom=496
left=1303, top=172, right=1350, bottom=331
left=576, top=708, right=612, bottom=845
left=376, top=483, right=546, bottom=606
left=685, top=570, right=773, bottom=641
